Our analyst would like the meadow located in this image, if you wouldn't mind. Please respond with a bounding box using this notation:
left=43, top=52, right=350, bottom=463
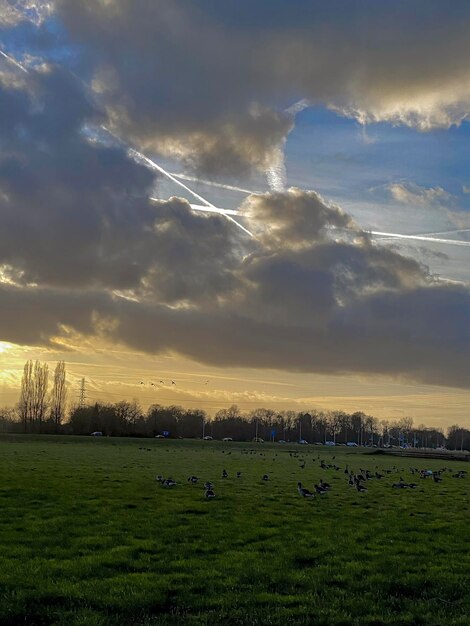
left=0, top=435, right=469, bottom=626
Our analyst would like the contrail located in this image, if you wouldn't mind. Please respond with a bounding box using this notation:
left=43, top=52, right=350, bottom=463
left=1, top=46, right=255, bottom=239
left=265, top=99, right=311, bottom=192
left=168, top=173, right=258, bottom=195
left=400, top=227, right=470, bottom=238
left=0, top=49, right=28, bottom=73
left=150, top=199, right=240, bottom=217
left=8, top=41, right=467, bottom=249
left=370, top=231, right=470, bottom=248
left=128, top=149, right=255, bottom=237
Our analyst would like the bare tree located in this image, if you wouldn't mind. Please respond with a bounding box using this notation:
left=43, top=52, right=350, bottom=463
left=18, top=360, right=34, bottom=432
left=31, top=361, right=49, bottom=432
left=50, top=361, right=67, bottom=431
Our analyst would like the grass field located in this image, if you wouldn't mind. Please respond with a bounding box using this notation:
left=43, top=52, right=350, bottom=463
left=1, top=435, right=470, bottom=625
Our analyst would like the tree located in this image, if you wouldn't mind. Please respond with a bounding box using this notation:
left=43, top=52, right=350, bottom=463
left=50, top=361, right=67, bottom=431
left=31, top=361, right=49, bottom=432
left=18, top=360, right=49, bottom=433
left=18, top=360, right=34, bottom=432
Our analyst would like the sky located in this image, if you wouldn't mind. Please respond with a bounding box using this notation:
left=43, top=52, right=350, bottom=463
left=1, top=0, right=470, bottom=426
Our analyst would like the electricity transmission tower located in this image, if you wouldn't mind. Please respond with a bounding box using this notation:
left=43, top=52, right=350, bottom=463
left=78, top=378, right=87, bottom=409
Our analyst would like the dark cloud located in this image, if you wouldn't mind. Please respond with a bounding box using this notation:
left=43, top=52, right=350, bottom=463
left=46, top=0, right=470, bottom=176
left=1, top=7, right=470, bottom=390
left=0, top=67, right=245, bottom=301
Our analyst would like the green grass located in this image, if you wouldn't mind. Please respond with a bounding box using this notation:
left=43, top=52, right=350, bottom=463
left=0, top=435, right=469, bottom=625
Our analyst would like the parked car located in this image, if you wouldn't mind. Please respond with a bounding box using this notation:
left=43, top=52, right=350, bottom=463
left=154, top=434, right=165, bottom=438
left=325, top=441, right=336, bottom=446
left=203, top=436, right=213, bottom=440
left=222, top=437, right=233, bottom=442
left=91, top=431, right=103, bottom=437
left=278, top=440, right=286, bottom=444
left=299, top=439, right=309, bottom=444
left=346, top=442, right=358, bottom=447
left=253, top=437, right=264, bottom=443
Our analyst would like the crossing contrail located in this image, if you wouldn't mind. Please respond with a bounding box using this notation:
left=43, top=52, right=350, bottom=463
left=128, top=149, right=255, bottom=237
left=0, top=45, right=255, bottom=239
left=4, top=40, right=468, bottom=249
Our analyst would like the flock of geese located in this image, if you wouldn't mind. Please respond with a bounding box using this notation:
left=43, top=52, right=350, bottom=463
left=154, top=453, right=467, bottom=500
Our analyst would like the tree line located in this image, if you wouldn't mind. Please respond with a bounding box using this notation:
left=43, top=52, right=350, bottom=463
left=0, top=360, right=468, bottom=449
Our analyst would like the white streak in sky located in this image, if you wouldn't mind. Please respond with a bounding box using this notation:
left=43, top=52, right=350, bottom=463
left=8, top=47, right=467, bottom=249
left=0, top=49, right=28, bottom=73
left=150, top=199, right=240, bottom=217
left=168, top=173, right=258, bottom=195
left=266, top=145, right=288, bottom=191
left=265, top=100, right=311, bottom=192
left=370, top=231, right=470, bottom=247
left=128, top=149, right=254, bottom=238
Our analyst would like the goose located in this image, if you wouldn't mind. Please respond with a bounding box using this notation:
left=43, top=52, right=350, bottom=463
left=222, top=469, right=228, bottom=478
left=187, top=476, right=199, bottom=483
left=356, top=482, right=367, bottom=493
left=203, top=481, right=214, bottom=490
left=236, top=471, right=242, bottom=478
left=156, top=475, right=164, bottom=483
left=319, top=479, right=331, bottom=491
left=205, top=488, right=216, bottom=499
left=315, top=484, right=328, bottom=495
left=162, top=478, right=177, bottom=487
left=297, top=482, right=315, bottom=498
left=262, top=474, right=269, bottom=481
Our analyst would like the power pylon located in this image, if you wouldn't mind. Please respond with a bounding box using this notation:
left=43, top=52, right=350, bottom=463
left=78, top=377, right=87, bottom=409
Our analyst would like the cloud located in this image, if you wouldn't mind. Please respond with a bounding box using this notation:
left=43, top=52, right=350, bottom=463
left=0, top=66, right=248, bottom=302
left=0, top=0, right=53, bottom=27
left=1, top=74, right=468, bottom=392
left=384, top=182, right=455, bottom=207
left=24, top=0, right=469, bottom=176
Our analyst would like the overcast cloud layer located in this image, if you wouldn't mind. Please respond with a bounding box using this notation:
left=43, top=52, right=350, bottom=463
left=1, top=2, right=470, bottom=388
